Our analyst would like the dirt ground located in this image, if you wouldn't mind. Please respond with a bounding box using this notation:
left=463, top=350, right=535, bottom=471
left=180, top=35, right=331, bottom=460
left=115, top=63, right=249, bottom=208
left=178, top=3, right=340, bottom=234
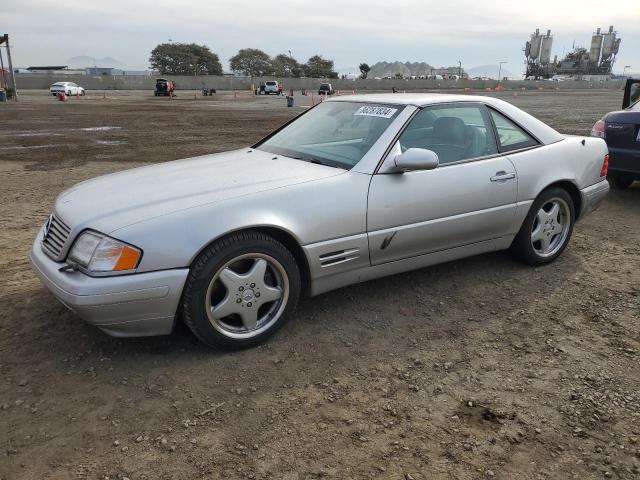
left=1, top=89, right=639, bottom=480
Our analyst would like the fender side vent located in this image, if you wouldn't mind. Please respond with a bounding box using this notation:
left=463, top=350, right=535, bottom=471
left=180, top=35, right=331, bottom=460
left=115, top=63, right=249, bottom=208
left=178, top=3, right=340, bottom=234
left=319, top=248, right=360, bottom=267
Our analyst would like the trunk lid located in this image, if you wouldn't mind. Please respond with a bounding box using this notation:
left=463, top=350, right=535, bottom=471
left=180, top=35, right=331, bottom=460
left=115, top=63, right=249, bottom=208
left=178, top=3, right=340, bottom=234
left=605, top=110, right=640, bottom=150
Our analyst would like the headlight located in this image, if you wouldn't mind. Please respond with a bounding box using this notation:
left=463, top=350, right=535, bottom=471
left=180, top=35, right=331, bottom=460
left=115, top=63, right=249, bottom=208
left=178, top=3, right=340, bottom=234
left=68, top=231, right=142, bottom=273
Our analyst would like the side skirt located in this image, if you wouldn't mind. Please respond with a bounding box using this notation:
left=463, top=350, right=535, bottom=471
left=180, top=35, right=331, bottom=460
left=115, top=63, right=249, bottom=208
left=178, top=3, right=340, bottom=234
left=309, top=236, right=514, bottom=296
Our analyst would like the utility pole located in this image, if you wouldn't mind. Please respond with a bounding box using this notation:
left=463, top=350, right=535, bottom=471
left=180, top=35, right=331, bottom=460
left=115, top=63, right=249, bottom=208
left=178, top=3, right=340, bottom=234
left=0, top=46, right=7, bottom=89
left=288, top=50, right=293, bottom=77
left=1, top=34, right=18, bottom=101
left=458, top=60, right=462, bottom=79
left=497, top=61, right=507, bottom=87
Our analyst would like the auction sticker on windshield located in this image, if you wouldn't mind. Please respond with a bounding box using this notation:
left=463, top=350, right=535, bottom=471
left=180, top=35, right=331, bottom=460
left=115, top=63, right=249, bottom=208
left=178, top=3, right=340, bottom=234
left=354, top=105, right=398, bottom=118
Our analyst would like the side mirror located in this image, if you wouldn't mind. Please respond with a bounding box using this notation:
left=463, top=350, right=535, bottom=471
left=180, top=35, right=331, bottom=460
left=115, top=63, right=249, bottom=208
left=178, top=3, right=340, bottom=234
left=393, top=148, right=439, bottom=172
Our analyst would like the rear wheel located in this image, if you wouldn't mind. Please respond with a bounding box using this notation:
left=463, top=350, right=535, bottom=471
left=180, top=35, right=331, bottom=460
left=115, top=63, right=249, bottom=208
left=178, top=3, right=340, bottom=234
left=511, top=187, right=575, bottom=265
left=182, top=231, right=301, bottom=349
left=607, top=174, right=634, bottom=189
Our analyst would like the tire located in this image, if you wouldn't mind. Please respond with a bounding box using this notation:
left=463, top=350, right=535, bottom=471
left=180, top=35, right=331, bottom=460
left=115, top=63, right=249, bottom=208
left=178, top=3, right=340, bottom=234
left=182, top=231, right=301, bottom=349
left=607, top=174, right=634, bottom=189
left=510, top=186, right=575, bottom=265
left=66, top=90, right=71, bottom=96
left=81, top=89, right=86, bottom=96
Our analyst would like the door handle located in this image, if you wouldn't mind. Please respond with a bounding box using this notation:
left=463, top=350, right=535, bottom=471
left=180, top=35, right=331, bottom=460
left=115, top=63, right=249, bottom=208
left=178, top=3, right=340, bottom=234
left=490, top=171, right=516, bottom=182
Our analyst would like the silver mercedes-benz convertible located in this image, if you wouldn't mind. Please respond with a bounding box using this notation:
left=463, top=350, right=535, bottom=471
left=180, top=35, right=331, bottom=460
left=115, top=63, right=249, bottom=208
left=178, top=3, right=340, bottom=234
left=31, top=94, right=610, bottom=348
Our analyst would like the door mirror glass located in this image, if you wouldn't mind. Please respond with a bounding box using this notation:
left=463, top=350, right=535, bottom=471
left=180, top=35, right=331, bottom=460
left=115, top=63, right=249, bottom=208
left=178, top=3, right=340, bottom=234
left=393, top=148, right=439, bottom=172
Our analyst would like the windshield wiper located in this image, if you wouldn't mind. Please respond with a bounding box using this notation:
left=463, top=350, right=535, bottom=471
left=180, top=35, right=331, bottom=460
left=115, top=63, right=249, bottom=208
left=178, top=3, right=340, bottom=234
left=287, top=155, right=344, bottom=169
left=309, top=159, right=343, bottom=169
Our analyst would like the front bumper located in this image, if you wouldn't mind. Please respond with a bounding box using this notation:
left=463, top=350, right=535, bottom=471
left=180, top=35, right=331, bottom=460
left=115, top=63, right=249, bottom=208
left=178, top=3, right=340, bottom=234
left=579, top=179, right=609, bottom=219
left=30, top=238, right=189, bottom=337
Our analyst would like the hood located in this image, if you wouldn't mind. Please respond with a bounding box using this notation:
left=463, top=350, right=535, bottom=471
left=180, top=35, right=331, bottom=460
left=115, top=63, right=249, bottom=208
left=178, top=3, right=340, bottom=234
left=55, top=149, right=343, bottom=233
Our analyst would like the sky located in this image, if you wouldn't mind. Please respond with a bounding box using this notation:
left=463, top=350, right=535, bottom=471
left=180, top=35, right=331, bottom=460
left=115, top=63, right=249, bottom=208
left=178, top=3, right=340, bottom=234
left=3, top=0, right=639, bottom=76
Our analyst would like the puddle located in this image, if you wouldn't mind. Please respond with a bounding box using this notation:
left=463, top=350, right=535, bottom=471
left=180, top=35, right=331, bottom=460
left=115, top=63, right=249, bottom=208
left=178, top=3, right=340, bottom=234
left=95, top=140, right=127, bottom=146
left=0, top=144, right=70, bottom=151
left=80, top=126, right=123, bottom=132
left=11, top=132, right=63, bottom=137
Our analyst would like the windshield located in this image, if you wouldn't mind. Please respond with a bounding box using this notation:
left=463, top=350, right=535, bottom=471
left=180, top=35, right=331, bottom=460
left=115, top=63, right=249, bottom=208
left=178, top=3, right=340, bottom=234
left=257, top=101, right=403, bottom=169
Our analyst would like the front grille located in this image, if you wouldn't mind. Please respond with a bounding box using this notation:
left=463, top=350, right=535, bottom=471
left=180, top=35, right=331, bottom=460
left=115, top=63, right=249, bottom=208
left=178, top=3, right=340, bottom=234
left=42, top=214, right=71, bottom=260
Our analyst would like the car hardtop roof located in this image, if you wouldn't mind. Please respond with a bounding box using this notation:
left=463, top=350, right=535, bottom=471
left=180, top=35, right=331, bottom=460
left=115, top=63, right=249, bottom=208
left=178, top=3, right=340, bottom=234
left=327, top=93, right=564, bottom=145
left=327, top=92, right=509, bottom=107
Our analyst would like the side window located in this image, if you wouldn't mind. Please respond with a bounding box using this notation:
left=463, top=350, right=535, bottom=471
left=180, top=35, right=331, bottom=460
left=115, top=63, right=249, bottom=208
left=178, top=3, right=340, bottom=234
left=489, top=109, right=538, bottom=152
left=398, top=104, right=498, bottom=165
left=630, top=83, right=640, bottom=105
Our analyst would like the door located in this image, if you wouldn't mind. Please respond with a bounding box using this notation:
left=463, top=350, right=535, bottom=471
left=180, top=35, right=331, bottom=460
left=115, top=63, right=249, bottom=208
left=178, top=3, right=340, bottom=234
left=367, top=103, right=518, bottom=265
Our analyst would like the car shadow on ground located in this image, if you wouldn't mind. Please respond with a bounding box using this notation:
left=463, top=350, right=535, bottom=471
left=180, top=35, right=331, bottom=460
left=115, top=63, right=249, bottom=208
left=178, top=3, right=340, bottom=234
left=7, top=247, right=581, bottom=365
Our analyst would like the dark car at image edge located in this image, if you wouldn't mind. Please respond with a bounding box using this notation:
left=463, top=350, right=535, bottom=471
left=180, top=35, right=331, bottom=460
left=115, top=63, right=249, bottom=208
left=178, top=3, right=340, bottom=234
left=591, top=79, right=640, bottom=189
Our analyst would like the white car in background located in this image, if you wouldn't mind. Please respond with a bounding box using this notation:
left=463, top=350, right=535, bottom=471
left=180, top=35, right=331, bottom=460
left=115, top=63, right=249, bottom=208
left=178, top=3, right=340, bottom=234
left=263, top=80, right=280, bottom=95
left=50, top=82, right=85, bottom=96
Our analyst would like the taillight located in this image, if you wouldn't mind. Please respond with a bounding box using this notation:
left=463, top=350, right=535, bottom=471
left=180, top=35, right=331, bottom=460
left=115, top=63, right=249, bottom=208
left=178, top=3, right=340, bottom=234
left=600, top=153, right=609, bottom=177
left=591, top=120, right=606, bottom=139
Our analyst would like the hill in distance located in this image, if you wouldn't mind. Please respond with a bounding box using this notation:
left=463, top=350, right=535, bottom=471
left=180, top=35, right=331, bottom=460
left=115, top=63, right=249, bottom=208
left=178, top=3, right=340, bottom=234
left=66, top=56, right=125, bottom=68
left=369, top=61, right=437, bottom=78
left=466, top=64, right=515, bottom=79
left=362, top=61, right=517, bottom=79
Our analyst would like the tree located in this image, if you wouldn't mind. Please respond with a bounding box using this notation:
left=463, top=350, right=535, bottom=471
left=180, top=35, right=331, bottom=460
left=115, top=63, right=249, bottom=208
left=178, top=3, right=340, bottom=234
left=394, top=72, right=404, bottom=79
left=359, top=62, right=370, bottom=79
left=150, top=43, right=222, bottom=75
left=304, top=55, right=337, bottom=78
left=229, top=48, right=272, bottom=77
left=271, top=54, right=303, bottom=77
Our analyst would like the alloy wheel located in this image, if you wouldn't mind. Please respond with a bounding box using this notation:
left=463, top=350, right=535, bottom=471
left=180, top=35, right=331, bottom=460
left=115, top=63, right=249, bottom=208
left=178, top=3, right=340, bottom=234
left=530, top=197, right=570, bottom=258
left=205, top=253, right=289, bottom=339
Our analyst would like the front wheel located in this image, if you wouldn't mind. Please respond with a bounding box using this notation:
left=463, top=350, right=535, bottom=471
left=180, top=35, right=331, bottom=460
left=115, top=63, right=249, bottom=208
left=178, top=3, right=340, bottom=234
left=511, top=187, right=575, bottom=265
left=182, top=231, right=301, bottom=349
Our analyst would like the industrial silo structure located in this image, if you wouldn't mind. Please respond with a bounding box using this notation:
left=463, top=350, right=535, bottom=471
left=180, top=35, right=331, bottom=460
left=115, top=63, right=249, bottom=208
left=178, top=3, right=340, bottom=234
left=529, top=29, right=542, bottom=60
left=540, top=30, right=553, bottom=64
left=601, top=26, right=617, bottom=61
left=525, top=28, right=552, bottom=79
left=526, top=25, right=622, bottom=78
left=589, top=28, right=603, bottom=64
